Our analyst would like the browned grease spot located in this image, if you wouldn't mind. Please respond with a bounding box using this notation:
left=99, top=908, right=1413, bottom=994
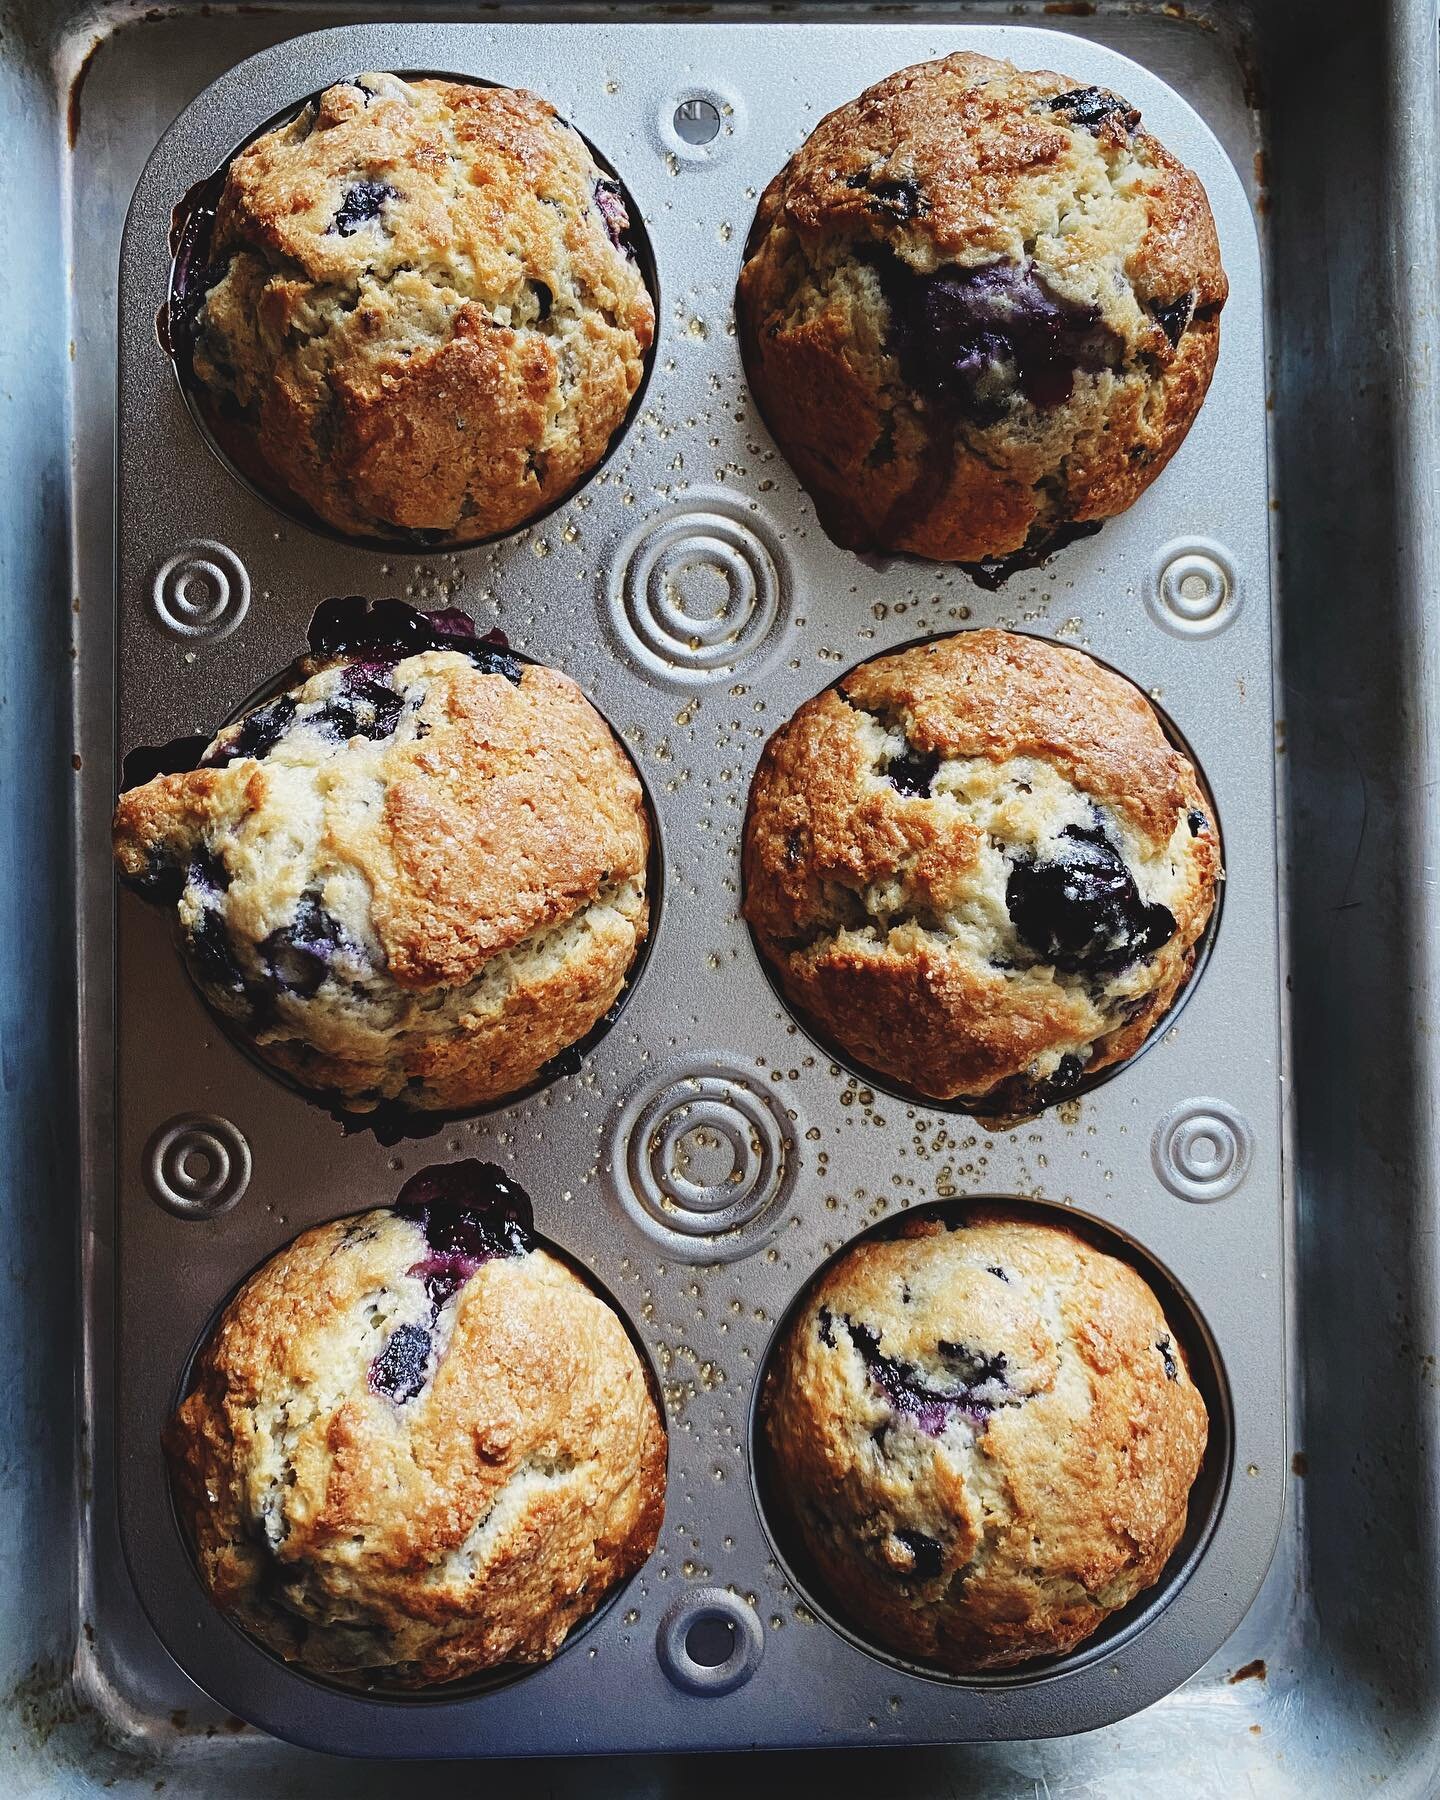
left=1291, top=1450, right=1308, bottom=1476
left=1228, top=1658, right=1267, bottom=1685
left=1044, top=2, right=1096, bottom=13
left=66, top=36, right=104, bottom=149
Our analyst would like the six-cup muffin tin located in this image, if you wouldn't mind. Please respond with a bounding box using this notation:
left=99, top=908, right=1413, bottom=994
left=114, top=20, right=1284, bottom=1756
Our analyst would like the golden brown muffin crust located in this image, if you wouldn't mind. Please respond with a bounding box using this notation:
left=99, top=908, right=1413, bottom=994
left=762, top=1210, right=1208, bottom=1671
left=167, top=1196, right=667, bottom=1685
left=113, top=647, right=651, bottom=1110
left=737, top=52, right=1227, bottom=563
left=188, top=75, right=654, bottom=540
left=742, top=631, right=1219, bottom=1109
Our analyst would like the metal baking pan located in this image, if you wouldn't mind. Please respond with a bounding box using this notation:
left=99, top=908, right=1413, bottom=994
left=5, top=0, right=1438, bottom=1793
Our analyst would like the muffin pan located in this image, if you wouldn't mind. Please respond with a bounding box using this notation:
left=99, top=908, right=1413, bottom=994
left=115, top=21, right=1282, bottom=1756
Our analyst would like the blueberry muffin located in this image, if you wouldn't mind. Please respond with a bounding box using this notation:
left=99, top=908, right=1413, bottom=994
left=736, top=52, right=1226, bottom=565
left=742, top=630, right=1218, bottom=1114
left=761, top=1209, right=1208, bottom=1671
left=175, top=73, right=654, bottom=541
left=166, top=1161, right=666, bottom=1685
left=113, top=600, right=651, bottom=1112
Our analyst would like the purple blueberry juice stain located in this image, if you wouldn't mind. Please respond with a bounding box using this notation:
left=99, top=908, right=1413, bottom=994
left=367, top=1164, right=534, bottom=1402
left=874, top=253, right=1122, bottom=422
left=164, top=169, right=228, bottom=363
left=368, top=1321, right=432, bottom=1403
left=327, top=180, right=397, bottom=238
left=1005, top=821, right=1176, bottom=975
left=840, top=1317, right=1008, bottom=1435
left=960, top=518, right=1105, bottom=592
left=396, top=1160, right=534, bottom=1309
left=593, top=178, right=630, bottom=251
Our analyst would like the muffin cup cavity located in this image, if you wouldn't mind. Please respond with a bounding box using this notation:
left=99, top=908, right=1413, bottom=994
left=115, top=598, right=665, bottom=1136
left=165, top=1161, right=669, bottom=1700
left=166, top=71, right=659, bottom=550
left=742, top=627, right=1224, bottom=1122
left=748, top=1197, right=1232, bottom=1686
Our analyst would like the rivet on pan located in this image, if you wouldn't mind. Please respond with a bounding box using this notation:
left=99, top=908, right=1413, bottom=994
left=1147, top=541, right=1239, bottom=639
left=673, top=97, right=722, bottom=146
left=144, top=1114, right=251, bottom=1218
left=607, top=499, right=789, bottom=686
left=1152, top=1099, right=1253, bottom=1202
left=150, top=540, right=250, bottom=642
left=656, top=1588, right=764, bottom=1695
left=607, top=1061, right=799, bottom=1263
left=657, top=84, right=744, bottom=163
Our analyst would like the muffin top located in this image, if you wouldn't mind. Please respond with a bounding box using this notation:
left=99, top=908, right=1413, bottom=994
left=166, top=1161, right=667, bottom=1686
left=737, top=52, right=1227, bottom=563
left=762, top=1209, right=1208, bottom=1672
left=113, top=601, right=651, bottom=1110
left=180, top=74, right=654, bottom=540
left=742, top=630, right=1219, bottom=1111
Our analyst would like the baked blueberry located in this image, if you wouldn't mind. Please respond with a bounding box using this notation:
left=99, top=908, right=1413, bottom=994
left=1005, top=822, right=1177, bottom=975
left=737, top=52, right=1227, bottom=562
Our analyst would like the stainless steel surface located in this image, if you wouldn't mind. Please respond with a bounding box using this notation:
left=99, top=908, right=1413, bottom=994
left=112, top=17, right=1282, bottom=1757
left=2, top=0, right=1436, bottom=1793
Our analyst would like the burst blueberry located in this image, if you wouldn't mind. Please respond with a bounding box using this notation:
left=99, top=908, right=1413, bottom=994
left=327, top=180, right=397, bottom=238
left=885, top=745, right=941, bottom=798
left=1149, top=293, right=1194, bottom=350
left=1005, top=821, right=1176, bottom=974
left=396, top=1160, right=535, bottom=1278
left=875, top=253, right=1121, bottom=421
left=306, top=597, right=523, bottom=683
left=201, top=694, right=298, bottom=768
left=593, top=178, right=630, bottom=250
left=843, top=1317, right=1007, bottom=1436
left=894, top=1528, right=944, bottom=1580
left=1040, top=87, right=1140, bottom=134
left=315, top=671, right=405, bottom=744
left=262, top=892, right=350, bottom=997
